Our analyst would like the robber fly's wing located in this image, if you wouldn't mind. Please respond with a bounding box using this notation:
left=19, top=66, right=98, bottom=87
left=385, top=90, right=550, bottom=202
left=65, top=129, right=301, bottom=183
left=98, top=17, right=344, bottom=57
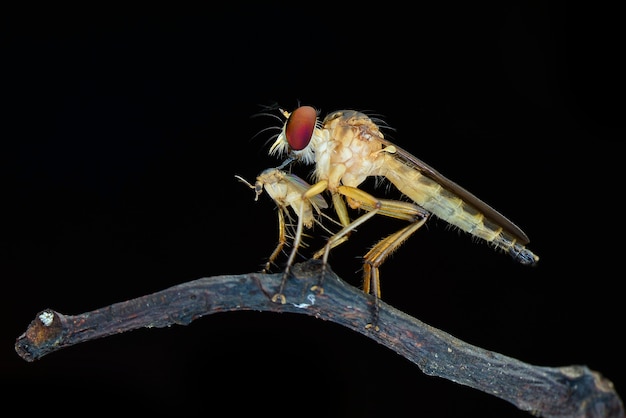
left=379, top=138, right=530, bottom=244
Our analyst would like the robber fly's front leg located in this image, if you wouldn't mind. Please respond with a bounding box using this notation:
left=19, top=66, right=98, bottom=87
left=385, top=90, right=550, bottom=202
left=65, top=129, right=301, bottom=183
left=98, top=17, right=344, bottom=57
left=310, top=194, right=381, bottom=298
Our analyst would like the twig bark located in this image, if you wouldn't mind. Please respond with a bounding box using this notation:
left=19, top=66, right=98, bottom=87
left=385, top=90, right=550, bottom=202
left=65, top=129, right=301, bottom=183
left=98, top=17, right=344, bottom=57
left=15, top=260, right=624, bottom=418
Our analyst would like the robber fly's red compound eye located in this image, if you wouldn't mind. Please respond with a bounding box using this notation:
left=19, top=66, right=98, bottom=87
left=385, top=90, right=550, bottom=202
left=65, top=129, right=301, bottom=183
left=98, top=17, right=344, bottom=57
left=285, top=106, right=316, bottom=151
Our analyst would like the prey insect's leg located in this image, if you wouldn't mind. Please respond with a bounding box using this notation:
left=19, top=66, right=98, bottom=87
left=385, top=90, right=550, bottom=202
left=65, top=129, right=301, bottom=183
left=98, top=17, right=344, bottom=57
left=284, top=180, right=337, bottom=296
left=263, top=206, right=287, bottom=273
left=271, top=203, right=307, bottom=304
left=236, top=173, right=289, bottom=274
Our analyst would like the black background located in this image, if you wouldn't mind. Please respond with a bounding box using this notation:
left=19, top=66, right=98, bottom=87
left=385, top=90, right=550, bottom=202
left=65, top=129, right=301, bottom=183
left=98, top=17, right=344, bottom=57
left=3, top=4, right=624, bottom=417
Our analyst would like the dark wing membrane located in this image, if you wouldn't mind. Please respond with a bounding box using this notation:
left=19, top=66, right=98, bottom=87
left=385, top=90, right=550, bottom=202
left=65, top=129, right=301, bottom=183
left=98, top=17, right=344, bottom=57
left=379, top=138, right=530, bottom=244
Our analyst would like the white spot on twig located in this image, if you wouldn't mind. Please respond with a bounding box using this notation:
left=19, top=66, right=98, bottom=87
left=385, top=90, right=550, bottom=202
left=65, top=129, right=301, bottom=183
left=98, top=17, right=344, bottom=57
left=39, top=311, right=54, bottom=326
left=291, top=293, right=316, bottom=309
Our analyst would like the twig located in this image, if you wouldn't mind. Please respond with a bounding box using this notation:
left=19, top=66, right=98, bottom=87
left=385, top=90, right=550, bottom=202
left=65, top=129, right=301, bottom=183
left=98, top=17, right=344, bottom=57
left=15, top=260, right=624, bottom=418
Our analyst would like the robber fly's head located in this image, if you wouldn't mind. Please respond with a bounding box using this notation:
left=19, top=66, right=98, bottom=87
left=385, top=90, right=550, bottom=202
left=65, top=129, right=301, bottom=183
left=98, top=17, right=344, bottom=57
left=269, top=105, right=322, bottom=166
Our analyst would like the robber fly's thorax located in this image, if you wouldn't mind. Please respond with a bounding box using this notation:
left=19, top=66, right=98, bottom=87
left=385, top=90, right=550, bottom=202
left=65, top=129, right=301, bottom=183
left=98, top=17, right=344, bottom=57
left=315, top=110, right=387, bottom=190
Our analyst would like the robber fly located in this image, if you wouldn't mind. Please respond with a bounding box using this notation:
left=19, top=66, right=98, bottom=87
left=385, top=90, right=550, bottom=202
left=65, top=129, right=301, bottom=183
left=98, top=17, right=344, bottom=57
left=267, top=105, right=540, bottom=301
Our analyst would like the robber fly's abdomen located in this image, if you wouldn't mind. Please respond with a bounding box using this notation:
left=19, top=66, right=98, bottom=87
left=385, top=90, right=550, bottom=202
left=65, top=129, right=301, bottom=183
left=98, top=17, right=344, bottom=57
left=382, top=158, right=539, bottom=265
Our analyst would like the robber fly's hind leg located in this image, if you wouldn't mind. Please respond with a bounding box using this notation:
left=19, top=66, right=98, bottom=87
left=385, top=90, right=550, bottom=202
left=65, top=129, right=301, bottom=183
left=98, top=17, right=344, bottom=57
left=362, top=215, right=429, bottom=329
left=363, top=264, right=382, bottom=330
left=328, top=185, right=431, bottom=330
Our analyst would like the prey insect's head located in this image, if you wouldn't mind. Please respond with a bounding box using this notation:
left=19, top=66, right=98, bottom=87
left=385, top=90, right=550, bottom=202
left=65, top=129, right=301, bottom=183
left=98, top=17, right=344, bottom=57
left=269, top=105, right=322, bottom=166
left=234, top=174, right=264, bottom=201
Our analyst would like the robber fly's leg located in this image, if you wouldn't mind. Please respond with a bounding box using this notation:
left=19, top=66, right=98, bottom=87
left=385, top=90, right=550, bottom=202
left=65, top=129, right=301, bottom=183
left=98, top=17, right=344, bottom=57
left=335, top=185, right=430, bottom=329
left=362, top=215, right=429, bottom=328
left=312, top=201, right=381, bottom=293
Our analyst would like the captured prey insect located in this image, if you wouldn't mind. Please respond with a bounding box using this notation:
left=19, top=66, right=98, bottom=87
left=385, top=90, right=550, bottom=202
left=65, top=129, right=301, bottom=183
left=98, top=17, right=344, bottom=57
left=236, top=166, right=430, bottom=304
left=267, top=105, right=540, bottom=304
left=235, top=167, right=347, bottom=302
